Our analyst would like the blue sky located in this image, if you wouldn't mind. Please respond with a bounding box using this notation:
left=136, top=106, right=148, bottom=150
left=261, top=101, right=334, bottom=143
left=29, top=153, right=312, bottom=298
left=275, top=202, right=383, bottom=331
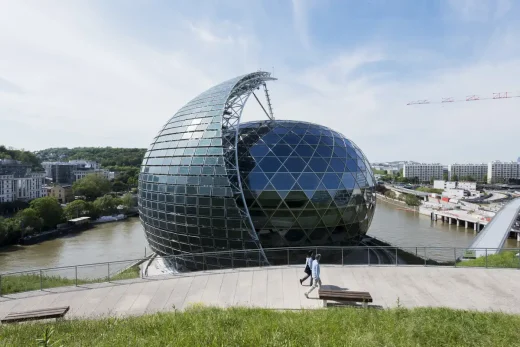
left=1, top=0, right=519, bottom=163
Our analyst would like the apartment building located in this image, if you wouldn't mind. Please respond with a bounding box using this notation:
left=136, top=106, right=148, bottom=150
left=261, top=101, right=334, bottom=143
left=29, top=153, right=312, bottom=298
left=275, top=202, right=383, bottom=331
left=402, top=163, right=444, bottom=182
left=487, top=161, right=520, bottom=184
left=0, top=160, right=46, bottom=203
left=433, top=180, right=477, bottom=191
left=14, top=172, right=46, bottom=201
left=448, top=163, right=488, bottom=182
left=0, top=175, right=14, bottom=203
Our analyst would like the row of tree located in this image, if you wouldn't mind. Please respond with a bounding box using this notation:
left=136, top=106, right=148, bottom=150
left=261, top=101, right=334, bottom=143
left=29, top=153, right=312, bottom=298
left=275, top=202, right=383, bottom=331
left=0, top=194, right=137, bottom=247
left=0, top=145, right=42, bottom=170
left=34, top=147, right=146, bottom=167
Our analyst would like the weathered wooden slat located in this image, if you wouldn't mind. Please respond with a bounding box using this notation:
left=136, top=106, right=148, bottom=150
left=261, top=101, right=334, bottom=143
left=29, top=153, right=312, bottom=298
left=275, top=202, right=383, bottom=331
left=6, top=306, right=70, bottom=316
left=7, top=309, right=68, bottom=317
left=320, top=296, right=373, bottom=302
left=1, top=306, right=69, bottom=324
left=319, top=290, right=373, bottom=302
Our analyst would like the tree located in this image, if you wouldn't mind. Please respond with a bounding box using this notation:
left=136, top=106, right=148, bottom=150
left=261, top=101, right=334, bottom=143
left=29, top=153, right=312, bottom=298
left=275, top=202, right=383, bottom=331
left=443, top=173, right=448, bottom=181
left=121, top=193, right=137, bottom=210
left=384, top=190, right=396, bottom=199
left=16, top=208, right=43, bottom=232
left=72, top=174, right=111, bottom=201
left=93, top=195, right=121, bottom=215
left=483, top=174, right=488, bottom=183
left=405, top=195, right=421, bottom=206
left=452, top=174, right=459, bottom=182
left=29, top=197, right=64, bottom=230
left=112, top=180, right=128, bottom=192
left=0, top=217, right=22, bottom=246
left=63, top=200, right=89, bottom=220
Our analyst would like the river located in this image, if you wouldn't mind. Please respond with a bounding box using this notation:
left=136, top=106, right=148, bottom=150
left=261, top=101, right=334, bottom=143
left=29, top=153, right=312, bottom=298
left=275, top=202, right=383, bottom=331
left=0, top=202, right=518, bottom=273
left=0, top=218, right=150, bottom=274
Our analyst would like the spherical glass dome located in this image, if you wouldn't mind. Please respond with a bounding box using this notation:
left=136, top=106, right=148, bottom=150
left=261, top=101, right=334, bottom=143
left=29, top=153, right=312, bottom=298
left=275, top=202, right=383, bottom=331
left=138, top=72, right=376, bottom=269
left=235, top=120, right=376, bottom=247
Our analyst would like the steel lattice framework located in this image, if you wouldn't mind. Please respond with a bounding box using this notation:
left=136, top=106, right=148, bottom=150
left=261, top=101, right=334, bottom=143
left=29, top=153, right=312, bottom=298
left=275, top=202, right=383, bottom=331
left=221, top=72, right=277, bottom=263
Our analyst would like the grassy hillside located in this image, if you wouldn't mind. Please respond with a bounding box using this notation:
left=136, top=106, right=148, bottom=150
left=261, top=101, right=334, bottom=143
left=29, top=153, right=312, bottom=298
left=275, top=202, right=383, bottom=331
left=1, top=306, right=519, bottom=346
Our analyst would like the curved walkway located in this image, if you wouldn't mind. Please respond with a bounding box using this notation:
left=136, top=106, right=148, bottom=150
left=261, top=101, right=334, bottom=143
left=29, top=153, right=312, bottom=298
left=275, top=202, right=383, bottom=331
left=1, top=266, right=519, bottom=319
left=469, top=197, right=520, bottom=257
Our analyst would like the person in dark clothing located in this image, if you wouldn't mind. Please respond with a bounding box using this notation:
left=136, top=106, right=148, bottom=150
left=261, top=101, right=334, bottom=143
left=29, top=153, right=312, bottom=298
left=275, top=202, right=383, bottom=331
left=299, top=251, right=314, bottom=286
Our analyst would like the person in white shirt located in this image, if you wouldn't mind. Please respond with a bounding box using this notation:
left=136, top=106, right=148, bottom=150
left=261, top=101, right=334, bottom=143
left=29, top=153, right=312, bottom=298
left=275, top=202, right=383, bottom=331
left=305, top=254, right=321, bottom=298
left=299, top=251, right=314, bottom=286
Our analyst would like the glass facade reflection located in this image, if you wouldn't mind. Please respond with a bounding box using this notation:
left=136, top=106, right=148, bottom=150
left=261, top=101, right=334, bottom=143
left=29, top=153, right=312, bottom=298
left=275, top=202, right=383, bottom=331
left=236, top=120, right=376, bottom=248
left=138, top=72, right=376, bottom=270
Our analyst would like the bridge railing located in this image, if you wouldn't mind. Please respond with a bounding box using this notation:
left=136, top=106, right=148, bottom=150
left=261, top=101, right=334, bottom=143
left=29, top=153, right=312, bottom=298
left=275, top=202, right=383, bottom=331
left=0, top=246, right=519, bottom=296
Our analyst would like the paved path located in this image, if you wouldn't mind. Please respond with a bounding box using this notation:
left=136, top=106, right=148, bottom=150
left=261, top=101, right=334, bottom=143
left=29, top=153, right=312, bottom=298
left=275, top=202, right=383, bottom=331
left=1, top=266, right=519, bottom=319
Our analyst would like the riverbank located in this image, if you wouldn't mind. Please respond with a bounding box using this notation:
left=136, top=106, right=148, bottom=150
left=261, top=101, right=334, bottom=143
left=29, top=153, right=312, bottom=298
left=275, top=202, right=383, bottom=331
left=376, top=194, right=419, bottom=212
left=18, top=215, right=139, bottom=246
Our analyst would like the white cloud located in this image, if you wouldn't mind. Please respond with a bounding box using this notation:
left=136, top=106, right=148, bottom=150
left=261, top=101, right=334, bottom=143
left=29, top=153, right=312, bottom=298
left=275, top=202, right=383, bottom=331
left=291, top=0, right=312, bottom=49
left=188, top=22, right=234, bottom=44
left=0, top=0, right=519, bottom=165
left=446, top=0, right=512, bottom=22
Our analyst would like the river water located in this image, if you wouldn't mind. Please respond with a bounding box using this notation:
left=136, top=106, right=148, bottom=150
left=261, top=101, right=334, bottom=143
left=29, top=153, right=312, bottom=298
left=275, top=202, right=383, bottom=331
left=0, top=202, right=518, bottom=273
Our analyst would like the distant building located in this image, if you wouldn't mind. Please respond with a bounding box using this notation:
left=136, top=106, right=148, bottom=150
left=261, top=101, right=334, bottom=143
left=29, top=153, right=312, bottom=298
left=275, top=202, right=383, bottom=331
left=42, top=160, right=112, bottom=184
left=68, top=160, right=100, bottom=169
left=48, top=185, right=74, bottom=204
left=73, top=168, right=112, bottom=182
left=448, top=163, right=487, bottom=182
left=433, top=180, right=477, bottom=191
left=42, top=162, right=77, bottom=184
left=403, top=163, right=443, bottom=182
left=0, top=175, right=14, bottom=203
left=457, top=181, right=477, bottom=191
left=0, top=159, right=46, bottom=203
left=487, top=161, right=520, bottom=184
left=14, top=172, right=46, bottom=201
left=433, top=180, right=456, bottom=190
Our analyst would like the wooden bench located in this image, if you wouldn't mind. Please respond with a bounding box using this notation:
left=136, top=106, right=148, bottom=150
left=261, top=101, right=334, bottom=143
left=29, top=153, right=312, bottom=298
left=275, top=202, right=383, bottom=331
left=1, top=306, right=70, bottom=324
left=318, top=289, right=372, bottom=308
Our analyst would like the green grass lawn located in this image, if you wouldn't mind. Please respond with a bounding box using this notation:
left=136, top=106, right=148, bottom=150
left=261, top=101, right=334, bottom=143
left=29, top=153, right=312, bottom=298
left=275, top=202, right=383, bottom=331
left=0, top=265, right=140, bottom=295
left=458, top=251, right=520, bottom=268
left=1, top=306, right=519, bottom=346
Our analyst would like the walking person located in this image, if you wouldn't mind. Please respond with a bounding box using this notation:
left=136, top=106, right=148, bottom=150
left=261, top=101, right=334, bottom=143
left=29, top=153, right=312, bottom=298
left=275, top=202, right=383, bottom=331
left=299, top=251, right=314, bottom=286
left=305, top=254, right=321, bottom=298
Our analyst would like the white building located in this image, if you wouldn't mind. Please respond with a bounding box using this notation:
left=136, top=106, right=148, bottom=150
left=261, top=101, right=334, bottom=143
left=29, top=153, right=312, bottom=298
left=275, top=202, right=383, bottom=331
left=433, top=180, right=456, bottom=190
left=487, top=161, right=520, bottom=184
left=448, top=163, right=488, bottom=182
left=14, top=173, right=46, bottom=201
left=433, top=180, right=477, bottom=192
left=403, top=163, right=444, bottom=182
left=0, top=160, right=46, bottom=203
left=0, top=173, right=46, bottom=203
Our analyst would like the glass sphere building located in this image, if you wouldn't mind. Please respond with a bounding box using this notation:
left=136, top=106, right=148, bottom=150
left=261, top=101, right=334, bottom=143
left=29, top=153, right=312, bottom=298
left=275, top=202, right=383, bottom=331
left=138, top=72, right=376, bottom=269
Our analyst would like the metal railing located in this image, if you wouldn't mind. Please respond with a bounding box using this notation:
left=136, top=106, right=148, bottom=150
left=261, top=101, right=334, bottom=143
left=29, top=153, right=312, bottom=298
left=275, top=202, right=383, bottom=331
left=0, top=246, right=519, bottom=296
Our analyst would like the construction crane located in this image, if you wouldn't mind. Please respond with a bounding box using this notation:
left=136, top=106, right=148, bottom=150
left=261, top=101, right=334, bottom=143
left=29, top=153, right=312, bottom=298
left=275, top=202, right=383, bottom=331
left=407, top=92, right=520, bottom=105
